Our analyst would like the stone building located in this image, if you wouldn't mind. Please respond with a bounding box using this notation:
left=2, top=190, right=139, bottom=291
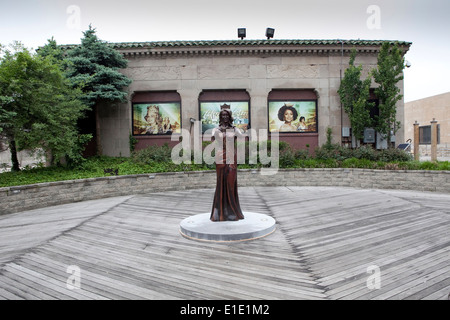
left=92, top=39, right=411, bottom=157
left=404, top=91, right=450, bottom=158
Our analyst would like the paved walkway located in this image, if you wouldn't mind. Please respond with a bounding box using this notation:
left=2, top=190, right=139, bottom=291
left=0, top=186, right=449, bottom=300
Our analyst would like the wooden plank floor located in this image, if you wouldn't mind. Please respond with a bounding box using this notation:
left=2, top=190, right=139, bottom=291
left=0, top=187, right=448, bottom=300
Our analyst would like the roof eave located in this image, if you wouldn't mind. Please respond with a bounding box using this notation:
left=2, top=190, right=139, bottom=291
left=60, top=39, right=412, bottom=57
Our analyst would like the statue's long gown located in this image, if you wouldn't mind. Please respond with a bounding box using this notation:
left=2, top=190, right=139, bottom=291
left=210, top=127, right=245, bottom=222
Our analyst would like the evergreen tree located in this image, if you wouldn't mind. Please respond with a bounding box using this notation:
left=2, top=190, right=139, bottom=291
left=36, top=37, right=65, bottom=63
left=66, top=25, right=132, bottom=155
left=338, top=49, right=374, bottom=143
left=372, top=42, right=405, bottom=148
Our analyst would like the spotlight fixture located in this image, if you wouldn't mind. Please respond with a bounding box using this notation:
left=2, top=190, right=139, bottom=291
left=238, top=28, right=246, bottom=40
left=266, top=28, right=275, bottom=39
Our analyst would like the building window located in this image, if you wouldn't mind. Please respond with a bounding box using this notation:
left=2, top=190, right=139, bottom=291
left=268, top=89, right=318, bottom=133
left=132, top=91, right=181, bottom=136
left=199, top=90, right=250, bottom=133
left=419, top=125, right=440, bottom=145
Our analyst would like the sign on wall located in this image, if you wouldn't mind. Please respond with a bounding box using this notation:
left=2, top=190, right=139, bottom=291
left=132, top=102, right=181, bottom=135
left=268, top=101, right=317, bottom=133
left=200, top=101, right=250, bottom=133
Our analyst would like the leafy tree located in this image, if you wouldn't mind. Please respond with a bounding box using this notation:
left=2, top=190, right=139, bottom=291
left=0, top=42, right=90, bottom=171
left=37, top=38, right=93, bottom=166
left=66, top=25, right=132, bottom=155
left=372, top=42, right=405, bottom=148
left=338, top=49, right=374, bottom=142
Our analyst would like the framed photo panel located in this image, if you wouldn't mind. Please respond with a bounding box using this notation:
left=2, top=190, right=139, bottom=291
left=200, top=101, right=250, bottom=133
left=132, top=102, right=181, bottom=135
left=268, top=100, right=317, bottom=133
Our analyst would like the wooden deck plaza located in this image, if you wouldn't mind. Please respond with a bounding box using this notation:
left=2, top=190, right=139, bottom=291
left=0, top=186, right=448, bottom=300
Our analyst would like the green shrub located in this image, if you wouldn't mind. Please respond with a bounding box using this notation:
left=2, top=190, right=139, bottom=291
left=279, top=148, right=296, bottom=168
left=352, top=145, right=378, bottom=161
left=296, top=159, right=321, bottom=168
left=342, top=158, right=377, bottom=169
left=131, top=143, right=172, bottom=164
left=325, top=127, right=333, bottom=148
left=437, top=161, right=450, bottom=170
left=295, top=149, right=311, bottom=160
left=419, top=161, right=440, bottom=170
left=129, top=133, right=138, bottom=153
left=314, top=143, right=349, bottom=161
left=378, top=148, right=413, bottom=162
left=314, top=144, right=413, bottom=162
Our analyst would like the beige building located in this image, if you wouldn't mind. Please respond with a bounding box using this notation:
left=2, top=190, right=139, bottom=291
left=404, top=91, right=450, bottom=158
left=92, top=39, right=411, bottom=157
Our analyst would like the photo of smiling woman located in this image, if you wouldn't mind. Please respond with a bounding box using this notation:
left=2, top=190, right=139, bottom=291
left=268, top=101, right=317, bottom=133
left=278, top=104, right=298, bottom=132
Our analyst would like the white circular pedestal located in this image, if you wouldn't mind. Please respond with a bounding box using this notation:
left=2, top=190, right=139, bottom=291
left=179, top=212, right=276, bottom=242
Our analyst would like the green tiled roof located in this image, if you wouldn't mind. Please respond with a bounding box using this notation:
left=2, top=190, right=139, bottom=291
left=111, top=39, right=411, bottom=49
left=61, top=39, right=411, bottom=50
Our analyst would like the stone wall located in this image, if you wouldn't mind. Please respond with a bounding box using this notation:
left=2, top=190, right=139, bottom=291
left=1, top=168, right=448, bottom=215
left=418, top=144, right=450, bottom=159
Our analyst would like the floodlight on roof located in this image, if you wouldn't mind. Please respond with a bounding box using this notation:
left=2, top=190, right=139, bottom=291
left=266, top=28, right=275, bottom=39
left=238, top=28, right=246, bottom=40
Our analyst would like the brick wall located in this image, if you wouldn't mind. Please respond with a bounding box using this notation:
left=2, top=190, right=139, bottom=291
left=1, top=168, right=449, bottom=215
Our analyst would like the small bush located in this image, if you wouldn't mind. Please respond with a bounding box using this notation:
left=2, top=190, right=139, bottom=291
left=314, top=143, right=349, bottom=161
left=342, top=158, right=377, bottom=169
left=437, top=161, right=450, bottom=170
left=419, top=161, right=440, bottom=170
left=295, top=149, right=310, bottom=160
left=279, top=148, right=296, bottom=168
left=131, top=143, right=172, bottom=164
left=378, top=148, right=413, bottom=162
left=314, top=144, right=413, bottom=163
left=352, top=145, right=378, bottom=161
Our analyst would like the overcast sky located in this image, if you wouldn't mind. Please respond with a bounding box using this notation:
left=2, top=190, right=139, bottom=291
left=1, top=0, right=450, bottom=102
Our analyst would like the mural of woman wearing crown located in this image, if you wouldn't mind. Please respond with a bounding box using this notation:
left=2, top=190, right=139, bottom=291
left=144, top=105, right=163, bottom=134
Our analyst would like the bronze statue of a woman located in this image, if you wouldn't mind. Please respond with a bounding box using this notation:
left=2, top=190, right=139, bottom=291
left=210, top=104, right=245, bottom=222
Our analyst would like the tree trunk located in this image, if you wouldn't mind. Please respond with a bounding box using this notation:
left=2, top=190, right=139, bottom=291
left=95, top=104, right=103, bottom=156
left=387, top=121, right=393, bottom=149
left=9, top=139, right=20, bottom=172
